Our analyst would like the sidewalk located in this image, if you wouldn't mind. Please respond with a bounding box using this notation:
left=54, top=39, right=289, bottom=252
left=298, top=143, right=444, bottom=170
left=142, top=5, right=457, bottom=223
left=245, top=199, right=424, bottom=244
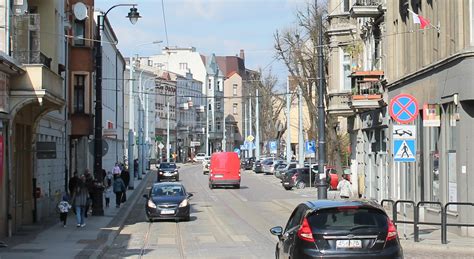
left=0, top=173, right=151, bottom=259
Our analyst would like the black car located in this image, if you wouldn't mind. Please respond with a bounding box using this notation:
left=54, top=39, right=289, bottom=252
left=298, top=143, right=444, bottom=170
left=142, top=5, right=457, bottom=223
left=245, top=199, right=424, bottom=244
left=143, top=182, right=193, bottom=222
left=242, top=157, right=256, bottom=170
left=157, top=162, right=179, bottom=181
left=281, top=168, right=316, bottom=190
left=270, top=200, right=403, bottom=258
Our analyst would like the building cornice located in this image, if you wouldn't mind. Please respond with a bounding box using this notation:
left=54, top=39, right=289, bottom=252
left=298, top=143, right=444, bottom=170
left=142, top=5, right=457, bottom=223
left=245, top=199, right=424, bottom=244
left=387, top=48, right=474, bottom=89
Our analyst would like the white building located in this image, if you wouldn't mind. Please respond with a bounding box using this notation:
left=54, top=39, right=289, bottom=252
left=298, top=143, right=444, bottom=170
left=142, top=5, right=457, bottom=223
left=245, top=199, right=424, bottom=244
left=138, top=47, right=225, bottom=154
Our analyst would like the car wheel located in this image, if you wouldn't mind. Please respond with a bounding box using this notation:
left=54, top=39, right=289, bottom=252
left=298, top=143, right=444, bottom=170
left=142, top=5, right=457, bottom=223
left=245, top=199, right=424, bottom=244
left=209, top=183, right=213, bottom=189
left=184, top=215, right=190, bottom=221
left=176, top=177, right=179, bottom=181
left=283, top=186, right=292, bottom=190
left=296, top=181, right=306, bottom=189
left=234, top=184, right=240, bottom=189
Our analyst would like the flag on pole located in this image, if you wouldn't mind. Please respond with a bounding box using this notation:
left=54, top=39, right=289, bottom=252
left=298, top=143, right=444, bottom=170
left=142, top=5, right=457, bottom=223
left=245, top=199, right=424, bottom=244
left=408, top=9, right=430, bottom=29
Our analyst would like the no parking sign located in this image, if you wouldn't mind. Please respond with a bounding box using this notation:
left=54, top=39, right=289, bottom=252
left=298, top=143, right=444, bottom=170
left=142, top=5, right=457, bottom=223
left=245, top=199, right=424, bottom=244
left=389, top=94, right=419, bottom=124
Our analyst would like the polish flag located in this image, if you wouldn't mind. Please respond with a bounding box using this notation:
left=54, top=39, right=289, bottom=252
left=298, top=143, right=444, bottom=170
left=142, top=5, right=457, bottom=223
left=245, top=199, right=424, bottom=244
left=409, top=9, right=430, bottom=29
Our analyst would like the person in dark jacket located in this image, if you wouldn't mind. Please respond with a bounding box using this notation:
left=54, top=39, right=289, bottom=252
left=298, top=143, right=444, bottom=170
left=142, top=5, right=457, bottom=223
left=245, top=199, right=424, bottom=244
left=120, top=166, right=130, bottom=201
left=113, top=174, right=126, bottom=208
left=84, top=171, right=94, bottom=217
left=68, top=171, right=80, bottom=196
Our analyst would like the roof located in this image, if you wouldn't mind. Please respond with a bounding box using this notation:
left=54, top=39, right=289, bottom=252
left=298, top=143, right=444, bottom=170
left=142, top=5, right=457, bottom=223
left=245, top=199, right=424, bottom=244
left=351, top=70, right=384, bottom=76
left=304, top=199, right=384, bottom=211
left=215, top=56, right=245, bottom=78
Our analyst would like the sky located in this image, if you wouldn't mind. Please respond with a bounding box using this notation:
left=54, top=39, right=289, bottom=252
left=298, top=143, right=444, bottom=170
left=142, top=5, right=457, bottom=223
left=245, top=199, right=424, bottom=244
left=95, top=0, right=311, bottom=88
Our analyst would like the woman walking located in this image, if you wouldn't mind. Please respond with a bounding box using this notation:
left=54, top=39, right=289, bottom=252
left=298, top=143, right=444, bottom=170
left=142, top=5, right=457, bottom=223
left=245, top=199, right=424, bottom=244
left=113, top=174, right=126, bottom=208
left=71, top=176, right=89, bottom=227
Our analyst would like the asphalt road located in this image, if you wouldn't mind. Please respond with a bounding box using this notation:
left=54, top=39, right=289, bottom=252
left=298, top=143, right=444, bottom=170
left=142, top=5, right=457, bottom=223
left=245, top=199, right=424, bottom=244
left=101, top=164, right=474, bottom=259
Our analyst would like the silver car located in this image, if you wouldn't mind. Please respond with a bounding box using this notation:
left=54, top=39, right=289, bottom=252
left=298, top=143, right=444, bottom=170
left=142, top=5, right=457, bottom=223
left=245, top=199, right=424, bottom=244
left=202, top=156, right=211, bottom=174
left=262, top=159, right=284, bottom=175
left=274, top=162, right=298, bottom=179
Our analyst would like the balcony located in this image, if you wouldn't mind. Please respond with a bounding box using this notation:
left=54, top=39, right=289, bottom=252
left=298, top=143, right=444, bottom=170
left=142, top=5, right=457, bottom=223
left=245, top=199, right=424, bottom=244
left=327, top=15, right=356, bottom=37
left=327, top=92, right=354, bottom=116
left=196, top=105, right=205, bottom=113
left=349, top=70, right=385, bottom=111
left=350, top=0, right=385, bottom=18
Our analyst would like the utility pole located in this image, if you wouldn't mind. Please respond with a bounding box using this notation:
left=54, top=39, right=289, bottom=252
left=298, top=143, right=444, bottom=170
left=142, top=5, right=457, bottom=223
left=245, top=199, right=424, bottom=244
left=298, top=86, right=304, bottom=167
left=255, top=88, right=260, bottom=160
left=286, top=77, right=291, bottom=163
left=166, top=99, right=170, bottom=162
left=317, top=9, right=327, bottom=199
left=244, top=103, right=248, bottom=158
left=249, top=94, right=253, bottom=157
left=128, top=55, right=135, bottom=182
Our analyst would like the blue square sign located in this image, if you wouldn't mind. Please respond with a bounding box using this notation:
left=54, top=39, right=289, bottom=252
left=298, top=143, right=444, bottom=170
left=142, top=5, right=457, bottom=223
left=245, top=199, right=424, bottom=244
left=393, top=139, right=416, bottom=162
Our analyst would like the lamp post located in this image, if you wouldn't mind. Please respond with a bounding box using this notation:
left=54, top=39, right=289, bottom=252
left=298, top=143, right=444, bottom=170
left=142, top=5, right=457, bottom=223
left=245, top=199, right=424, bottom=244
left=93, top=4, right=140, bottom=216
left=317, top=14, right=327, bottom=199
left=286, top=77, right=291, bottom=163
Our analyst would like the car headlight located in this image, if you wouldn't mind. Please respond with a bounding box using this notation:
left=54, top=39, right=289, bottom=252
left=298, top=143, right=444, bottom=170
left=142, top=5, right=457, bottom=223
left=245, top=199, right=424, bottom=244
left=147, top=199, right=157, bottom=208
left=179, top=199, right=188, bottom=208
left=159, top=171, right=163, bottom=175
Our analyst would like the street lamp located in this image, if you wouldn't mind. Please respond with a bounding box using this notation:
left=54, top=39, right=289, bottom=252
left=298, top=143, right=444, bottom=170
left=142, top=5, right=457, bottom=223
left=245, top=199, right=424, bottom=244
left=93, top=4, right=140, bottom=216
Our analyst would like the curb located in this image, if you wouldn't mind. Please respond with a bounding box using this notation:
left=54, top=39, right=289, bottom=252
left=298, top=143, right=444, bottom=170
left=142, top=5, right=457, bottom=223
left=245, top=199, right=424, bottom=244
left=84, top=173, right=152, bottom=259
left=401, top=240, right=474, bottom=253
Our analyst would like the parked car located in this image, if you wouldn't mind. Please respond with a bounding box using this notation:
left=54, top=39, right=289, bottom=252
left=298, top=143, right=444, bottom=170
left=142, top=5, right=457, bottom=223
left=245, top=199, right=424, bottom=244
left=195, top=153, right=206, bottom=162
left=156, top=162, right=179, bottom=182
left=241, top=157, right=256, bottom=170
left=209, top=152, right=241, bottom=189
left=262, top=159, right=285, bottom=175
left=270, top=200, right=402, bottom=258
left=202, top=156, right=211, bottom=174
left=274, top=162, right=298, bottom=179
left=253, top=159, right=264, bottom=173
left=281, top=168, right=316, bottom=190
left=143, top=182, right=193, bottom=222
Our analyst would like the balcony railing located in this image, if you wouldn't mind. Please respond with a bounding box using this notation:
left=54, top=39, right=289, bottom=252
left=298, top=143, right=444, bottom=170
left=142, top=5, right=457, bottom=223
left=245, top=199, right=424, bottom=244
left=350, top=0, right=385, bottom=18
left=349, top=70, right=385, bottom=110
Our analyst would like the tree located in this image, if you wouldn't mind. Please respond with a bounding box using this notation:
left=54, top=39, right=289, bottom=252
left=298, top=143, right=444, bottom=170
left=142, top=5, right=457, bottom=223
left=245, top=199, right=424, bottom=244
left=246, top=69, right=292, bottom=154
left=274, top=2, right=345, bottom=174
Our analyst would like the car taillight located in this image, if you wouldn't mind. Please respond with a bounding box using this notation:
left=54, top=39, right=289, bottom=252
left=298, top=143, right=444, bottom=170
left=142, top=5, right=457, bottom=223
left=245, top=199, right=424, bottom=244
left=386, top=218, right=398, bottom=241
left=297, top=218, right=314, bottom=242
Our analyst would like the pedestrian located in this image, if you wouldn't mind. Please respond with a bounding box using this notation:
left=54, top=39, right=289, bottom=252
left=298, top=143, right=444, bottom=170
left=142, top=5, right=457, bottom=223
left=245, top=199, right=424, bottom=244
left=113, top=174, right=126, bottom=208
left=337, top=171, right=353, bottom=199
left=134, top=159, right=139, bottom=177
left=57, top=195, right=72, bottom=227
left=71, top=176, right=89, bottom=227
left=120, top=166, right=130, bottom=199
left=104, top=185, right=112, bottom=208
left=68, top=171, right=80, bottom=196
left=84, top=171, right=94, bottom=217
left=106, top=170, right=113, bottom=187
left=113, top=162, right=121, bottom=176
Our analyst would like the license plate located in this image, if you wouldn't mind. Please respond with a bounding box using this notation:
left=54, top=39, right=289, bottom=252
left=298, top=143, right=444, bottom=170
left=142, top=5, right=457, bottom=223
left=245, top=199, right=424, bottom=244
left=160, top=209, right=175, bottom=215
left=214, top=175, right=223, bottom=178
left=336, top=240, right=362, bottom=249
left=164, top=173, right=172, bottom=176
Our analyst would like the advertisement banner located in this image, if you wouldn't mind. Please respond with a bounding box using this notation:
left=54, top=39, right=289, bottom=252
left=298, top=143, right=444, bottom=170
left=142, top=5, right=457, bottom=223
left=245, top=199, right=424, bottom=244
left=423, top=104, right=440, bottom=127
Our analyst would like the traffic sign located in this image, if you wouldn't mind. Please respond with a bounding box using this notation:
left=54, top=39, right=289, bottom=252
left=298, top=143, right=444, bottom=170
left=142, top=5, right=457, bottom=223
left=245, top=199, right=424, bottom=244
left=305, top=140, right=316, bottom=154
left=247, top=135, right=254, bottom=142
left=392, top=125, right=416, bottom=162
left=268, top=140, right=278, bottom=154
left=158, top=142, right=164, bottom=150
left=389, top=94, right=419, bottom=124
left=394, top=139, right=416, bottom=162
left=155, top=136, right=163, bottom=142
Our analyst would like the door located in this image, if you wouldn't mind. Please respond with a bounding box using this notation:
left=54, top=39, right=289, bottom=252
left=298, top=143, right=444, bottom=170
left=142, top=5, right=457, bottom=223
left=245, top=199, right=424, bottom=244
left=281, top=205, right=305, bottom=258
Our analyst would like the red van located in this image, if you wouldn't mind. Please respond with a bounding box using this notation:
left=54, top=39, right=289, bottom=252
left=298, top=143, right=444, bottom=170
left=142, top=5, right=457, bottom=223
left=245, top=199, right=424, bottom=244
left=209, top=152, right=241, bottom=189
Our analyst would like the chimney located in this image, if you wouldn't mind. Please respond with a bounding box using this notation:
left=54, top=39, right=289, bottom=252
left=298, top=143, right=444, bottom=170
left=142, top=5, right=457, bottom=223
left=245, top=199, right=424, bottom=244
left=239, top=49, right=245, bottom=61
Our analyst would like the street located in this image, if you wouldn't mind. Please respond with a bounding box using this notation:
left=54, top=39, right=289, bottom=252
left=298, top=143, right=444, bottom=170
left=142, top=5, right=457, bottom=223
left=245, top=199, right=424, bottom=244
left=99, top=165, right=474, bottom=259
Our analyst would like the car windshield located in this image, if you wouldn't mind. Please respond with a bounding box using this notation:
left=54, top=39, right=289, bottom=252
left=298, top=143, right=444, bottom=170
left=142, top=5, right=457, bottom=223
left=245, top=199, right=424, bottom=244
left=152, top=185, right=185, bottom=196
left=159, top=163, right=176, bottom=169
left=307, top=207, right=388, bottom=231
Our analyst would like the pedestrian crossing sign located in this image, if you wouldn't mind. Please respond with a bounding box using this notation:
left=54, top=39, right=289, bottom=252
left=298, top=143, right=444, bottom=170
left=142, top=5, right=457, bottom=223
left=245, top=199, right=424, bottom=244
left=394, top=139, right=416, bottom=162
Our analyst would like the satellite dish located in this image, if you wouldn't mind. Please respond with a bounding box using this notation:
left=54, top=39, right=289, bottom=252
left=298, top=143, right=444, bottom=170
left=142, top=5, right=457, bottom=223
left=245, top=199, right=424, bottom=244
left=73, top=2, right=88, bottom=21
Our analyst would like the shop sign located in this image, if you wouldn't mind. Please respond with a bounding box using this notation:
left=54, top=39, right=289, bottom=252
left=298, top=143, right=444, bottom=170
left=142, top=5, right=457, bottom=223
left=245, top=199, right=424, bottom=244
left=423, top=104, right=440, bottom=127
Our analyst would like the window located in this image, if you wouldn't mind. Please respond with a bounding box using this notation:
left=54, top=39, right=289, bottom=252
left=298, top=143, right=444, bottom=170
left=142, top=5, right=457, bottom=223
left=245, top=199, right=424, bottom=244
left=74, top=20, right=85, bottom=46
left=74, top=74, right=85, bottom=113
left=233, top=84, right=238, bottom=96
left=216, top=101, right=221, bottom=110
left=216, top=121, right=221, bottom=131
left=147, top=60, right=153, bottom=66
left=36, top=142, right=57, bottom=159
left=342, top=49, right=352, bottom=91
left=208, top=103, right=212, bottom=111
left=217, top=80, right=221, bottom=91
left=179, top=62, right=188, bottom=70
left=208, top=79, right=212, bottom=90
left=342, top=0, right=350, bottom=13
left=233, top=103, right=238, bottom=115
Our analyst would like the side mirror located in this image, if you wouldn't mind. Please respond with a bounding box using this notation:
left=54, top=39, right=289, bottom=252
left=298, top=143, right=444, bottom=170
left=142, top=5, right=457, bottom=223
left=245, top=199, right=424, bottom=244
left=187, top=193, right=194, bottom=198
left=143, top=194, right=149, bottom=199
left=177, top=166, right=181, bottom=169
left=270, top=226, right=283, bottom=236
